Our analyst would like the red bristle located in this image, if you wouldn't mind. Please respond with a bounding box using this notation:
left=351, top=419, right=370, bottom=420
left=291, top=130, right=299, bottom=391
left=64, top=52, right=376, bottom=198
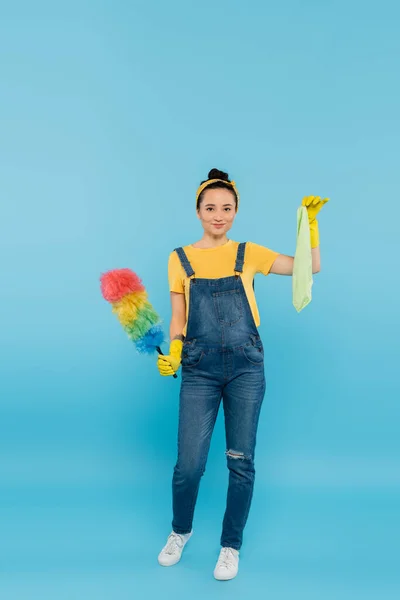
left=100, top=268, right=145, bottom=302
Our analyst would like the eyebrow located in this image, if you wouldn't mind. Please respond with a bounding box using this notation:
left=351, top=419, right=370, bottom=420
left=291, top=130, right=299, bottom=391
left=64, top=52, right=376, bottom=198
left=204, top=203, right=233, bottom=207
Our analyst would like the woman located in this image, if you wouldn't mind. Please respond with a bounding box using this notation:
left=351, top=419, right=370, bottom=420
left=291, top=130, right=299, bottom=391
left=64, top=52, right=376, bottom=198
left=156, top=168, right=327, bottom=580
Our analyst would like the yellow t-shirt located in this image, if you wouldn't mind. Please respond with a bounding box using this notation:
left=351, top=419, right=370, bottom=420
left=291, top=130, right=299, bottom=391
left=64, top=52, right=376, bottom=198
left=168, top=239, right=280, bottom=337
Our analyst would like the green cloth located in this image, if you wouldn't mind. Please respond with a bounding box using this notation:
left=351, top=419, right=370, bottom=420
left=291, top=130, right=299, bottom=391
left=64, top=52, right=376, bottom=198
left=292, top=206, right=313, bottom=312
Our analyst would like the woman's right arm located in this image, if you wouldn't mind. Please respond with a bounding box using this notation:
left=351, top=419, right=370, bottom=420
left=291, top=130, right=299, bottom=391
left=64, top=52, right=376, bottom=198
left=169, top=291, right=186, bottom=342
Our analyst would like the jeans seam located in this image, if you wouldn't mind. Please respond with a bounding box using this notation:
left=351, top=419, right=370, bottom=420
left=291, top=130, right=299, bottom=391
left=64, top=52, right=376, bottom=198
left=241, top=384, right=265, bottom=528
left=180, top=394, right=222, bottom=531
left=221, top=378, right=265, bottom=549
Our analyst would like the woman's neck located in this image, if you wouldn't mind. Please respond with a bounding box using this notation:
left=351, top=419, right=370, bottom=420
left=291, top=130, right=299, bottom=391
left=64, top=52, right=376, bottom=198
left=191, top=235, right=230, bottom=249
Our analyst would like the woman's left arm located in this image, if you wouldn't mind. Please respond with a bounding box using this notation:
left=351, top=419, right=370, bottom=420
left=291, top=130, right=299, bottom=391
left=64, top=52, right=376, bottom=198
left=270, top=246, right=320, bottom=276
left=269, top=195, right=328, bottom=276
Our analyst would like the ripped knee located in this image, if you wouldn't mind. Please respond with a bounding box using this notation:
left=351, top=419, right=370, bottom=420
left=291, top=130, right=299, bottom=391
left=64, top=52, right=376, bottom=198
left=225, top=449, right=251, bottom=461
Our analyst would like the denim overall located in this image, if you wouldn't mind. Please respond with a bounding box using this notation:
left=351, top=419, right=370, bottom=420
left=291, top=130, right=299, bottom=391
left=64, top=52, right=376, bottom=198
left=171, top=242, right=266, bottom=550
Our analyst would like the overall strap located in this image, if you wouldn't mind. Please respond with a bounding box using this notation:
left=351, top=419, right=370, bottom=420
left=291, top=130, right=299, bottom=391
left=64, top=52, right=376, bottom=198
left=174, top=247, right=195, bottom=278
left=234, top=242, right=255, bottom=291
left=234, top=242, right=246, bottom=274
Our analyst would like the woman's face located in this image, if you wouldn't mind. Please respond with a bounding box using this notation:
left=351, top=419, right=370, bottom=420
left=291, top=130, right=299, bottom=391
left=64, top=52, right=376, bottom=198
left=196, top=188, right=237, bottom=236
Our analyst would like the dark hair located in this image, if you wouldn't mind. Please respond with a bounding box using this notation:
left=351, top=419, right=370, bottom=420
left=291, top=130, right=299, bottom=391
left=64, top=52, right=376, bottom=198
left=196, top=168, right=238, bottom=211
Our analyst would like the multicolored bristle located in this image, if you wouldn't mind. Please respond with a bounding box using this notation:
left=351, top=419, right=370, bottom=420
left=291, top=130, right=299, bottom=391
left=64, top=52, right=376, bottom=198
left=135, top=323, right=165, bottom=355
left=100, top=268, right=165, bottom=354
left=100, top=268, right=144, bottom=302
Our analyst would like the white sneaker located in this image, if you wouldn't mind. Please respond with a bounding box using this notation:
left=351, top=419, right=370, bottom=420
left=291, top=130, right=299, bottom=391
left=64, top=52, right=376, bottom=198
left=158, top=530, right=193, bottom=566
left=213, top=547, right=239, bottom=580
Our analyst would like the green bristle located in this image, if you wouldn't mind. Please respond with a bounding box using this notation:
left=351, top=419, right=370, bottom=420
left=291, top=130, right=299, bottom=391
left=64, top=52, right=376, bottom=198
left=124, top=301, right=160, bottom=342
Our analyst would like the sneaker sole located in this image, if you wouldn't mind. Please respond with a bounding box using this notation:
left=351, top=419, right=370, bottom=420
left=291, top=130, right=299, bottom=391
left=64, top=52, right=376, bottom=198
left=158, top=556, right=181, bottom=567
left=214, top=571, right=238, bottom=581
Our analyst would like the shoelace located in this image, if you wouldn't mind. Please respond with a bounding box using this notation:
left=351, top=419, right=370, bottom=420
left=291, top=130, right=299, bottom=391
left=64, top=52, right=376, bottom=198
left=218, top=547, right=237, bottom=569
left=164, top=533, right=184, bottom=555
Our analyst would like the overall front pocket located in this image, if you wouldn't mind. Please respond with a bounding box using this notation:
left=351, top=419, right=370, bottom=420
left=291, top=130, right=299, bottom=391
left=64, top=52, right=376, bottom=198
left=242, top=338, right=264, bottom=365
left=213, top=289, right=243, bottom=325
left=181, top=341, right=205, bottom=368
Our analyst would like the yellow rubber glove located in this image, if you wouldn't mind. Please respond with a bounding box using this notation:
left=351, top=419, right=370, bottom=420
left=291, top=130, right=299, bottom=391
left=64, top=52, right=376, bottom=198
left=157, top=339, right=183, bottom=377
left=301, top=195, right=329, bottom=248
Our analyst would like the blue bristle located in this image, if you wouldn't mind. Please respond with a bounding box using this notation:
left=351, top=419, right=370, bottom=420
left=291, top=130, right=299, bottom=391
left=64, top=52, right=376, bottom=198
left=135, top=322, right=165, bottom=355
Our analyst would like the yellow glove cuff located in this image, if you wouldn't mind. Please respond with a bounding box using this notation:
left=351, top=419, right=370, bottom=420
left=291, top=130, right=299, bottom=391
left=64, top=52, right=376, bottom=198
left=309, top=219, right=319, bottom=248
left=169, top=339, right=183, bottom=361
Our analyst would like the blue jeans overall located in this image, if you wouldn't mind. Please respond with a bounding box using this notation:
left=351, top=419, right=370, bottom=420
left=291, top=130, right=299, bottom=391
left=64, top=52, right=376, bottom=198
left=171, top=242, right=266, bottom=550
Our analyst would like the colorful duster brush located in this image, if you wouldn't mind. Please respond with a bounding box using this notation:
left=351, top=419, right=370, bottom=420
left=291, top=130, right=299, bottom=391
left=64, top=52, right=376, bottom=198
left=100, top=268, right=178, bottom=378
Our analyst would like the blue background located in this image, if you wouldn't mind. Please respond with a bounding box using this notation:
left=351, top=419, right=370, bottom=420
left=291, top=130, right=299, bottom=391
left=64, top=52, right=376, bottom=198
left=0, top=1, right=398, bottom=598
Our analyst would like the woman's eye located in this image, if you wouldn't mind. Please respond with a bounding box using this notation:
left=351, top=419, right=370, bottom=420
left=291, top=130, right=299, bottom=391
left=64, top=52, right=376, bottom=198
left=206, top=207, right=231, bottom=211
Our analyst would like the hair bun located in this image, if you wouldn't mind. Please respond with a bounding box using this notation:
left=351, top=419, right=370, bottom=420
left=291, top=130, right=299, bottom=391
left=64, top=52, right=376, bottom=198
left=207, top=168, right=230, bottom=182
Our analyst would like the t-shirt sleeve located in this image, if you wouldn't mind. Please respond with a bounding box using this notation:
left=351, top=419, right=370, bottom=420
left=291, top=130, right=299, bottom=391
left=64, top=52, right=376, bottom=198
left=248, top=242, right=280, bottom=275
left=168, top=251, right=185, bottom=293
